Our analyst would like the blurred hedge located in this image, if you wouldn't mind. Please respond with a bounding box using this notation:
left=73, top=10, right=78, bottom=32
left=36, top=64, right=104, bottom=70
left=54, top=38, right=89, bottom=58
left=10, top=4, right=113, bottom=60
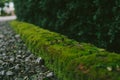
left=13, top=0, right=120, bottom=53
left=10, top=21, right=120, bottom=80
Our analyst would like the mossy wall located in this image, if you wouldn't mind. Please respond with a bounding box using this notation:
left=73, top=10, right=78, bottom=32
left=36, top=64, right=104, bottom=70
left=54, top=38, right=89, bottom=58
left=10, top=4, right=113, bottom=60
left=10, top=21, right=120, bottom=80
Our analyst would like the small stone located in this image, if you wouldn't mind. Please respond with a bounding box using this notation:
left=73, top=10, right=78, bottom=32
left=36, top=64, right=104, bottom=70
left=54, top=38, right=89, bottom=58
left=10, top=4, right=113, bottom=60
left=15, top=34, right=20, bottom=38
left=29, top=54, right=34, bottom=58
left=16, top=55, right=22, bottom=58
left=36, top=57, right=42, bottom=63
left=10, top=57, right=15, bottom=62
left=0, top=34, right=4, bottom=38
left=18, top=50, right=22, bottom=54
left=24, top=76, right=29, bottom=80
left=107, top=66, right=112, bottom=71
left=0, top=60, right=3, bottom=64
left=25, top=57, right=30, bottom=62
left=0, top=70, right=5, bottom=75
left=46, top=72, right=54, bottom=77
left=14, top=64, right=20, bottom=70
left=2, top=53, right=6, bottom=56
left=6, top=71, right=14, bottom=76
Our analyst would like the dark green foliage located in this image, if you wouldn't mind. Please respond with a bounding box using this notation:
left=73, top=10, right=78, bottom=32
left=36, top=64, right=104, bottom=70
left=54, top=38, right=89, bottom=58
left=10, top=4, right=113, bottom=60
left=0, top=1, right=4, bottom=7
left=13, top=0, right=120, bottom=53
left=10, top=21, right=120, bottom=80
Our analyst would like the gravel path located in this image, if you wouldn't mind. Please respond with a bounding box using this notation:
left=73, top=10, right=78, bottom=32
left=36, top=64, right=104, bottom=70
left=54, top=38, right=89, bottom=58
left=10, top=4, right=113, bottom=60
left=0, top=16, right=17, bottom=22
left=0, top=21, right=56, bottom=80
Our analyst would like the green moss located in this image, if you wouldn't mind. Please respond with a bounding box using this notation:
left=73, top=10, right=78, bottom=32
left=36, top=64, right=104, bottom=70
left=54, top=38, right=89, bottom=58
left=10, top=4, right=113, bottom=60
left=10, top=20, right=120, bottom=80
left=66, top=53, right=120, bottom=80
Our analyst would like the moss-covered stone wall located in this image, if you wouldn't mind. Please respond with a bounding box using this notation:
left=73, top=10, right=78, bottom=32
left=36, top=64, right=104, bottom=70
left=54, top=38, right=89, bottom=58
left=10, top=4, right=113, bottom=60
left=10, top=21, right=120, bottom=80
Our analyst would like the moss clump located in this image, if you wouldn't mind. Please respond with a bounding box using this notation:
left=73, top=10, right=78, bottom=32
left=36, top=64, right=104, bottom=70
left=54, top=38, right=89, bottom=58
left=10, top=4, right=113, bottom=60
left=10, top=21, right=120, bottom=80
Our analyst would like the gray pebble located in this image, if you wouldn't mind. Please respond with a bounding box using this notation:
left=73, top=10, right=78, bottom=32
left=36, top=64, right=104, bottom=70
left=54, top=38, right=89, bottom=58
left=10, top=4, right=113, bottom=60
left=6, top=71, right=14, bottom=76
